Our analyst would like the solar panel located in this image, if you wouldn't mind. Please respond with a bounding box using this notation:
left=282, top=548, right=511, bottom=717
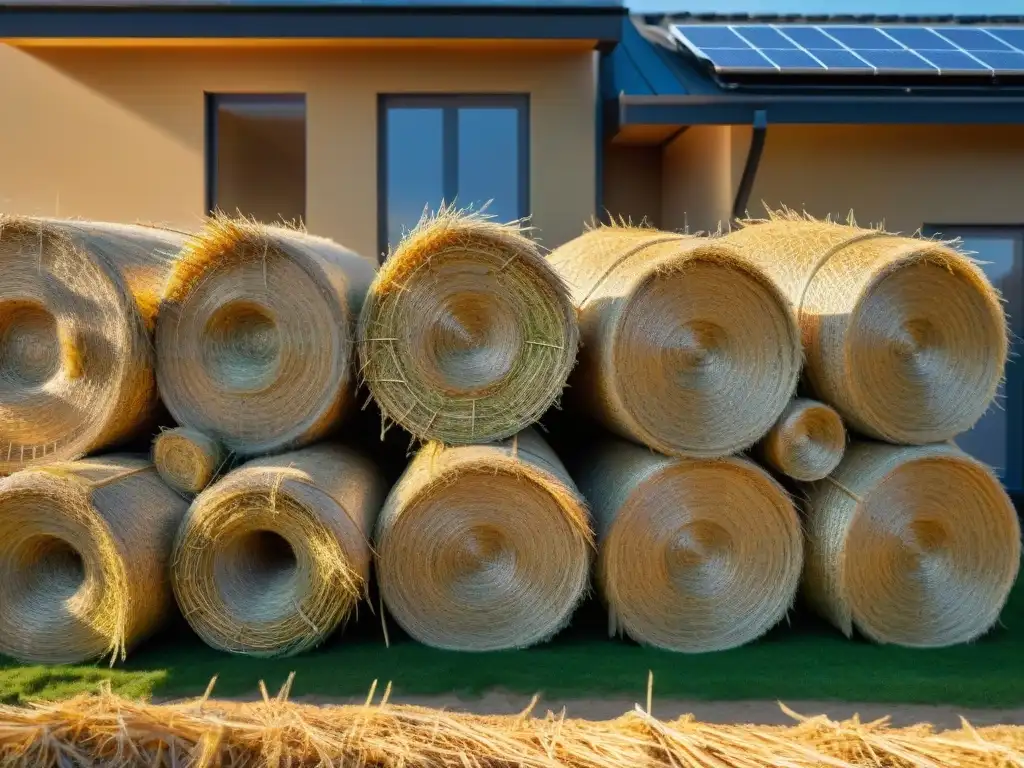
left=669, top=23, right=1024, bottom=77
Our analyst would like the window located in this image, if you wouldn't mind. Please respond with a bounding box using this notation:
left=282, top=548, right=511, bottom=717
left=378, top=95, right=529, bottom=259
left=925, top=225, right=1023, bottom=490
left=206, top=94, right=306, bottom=224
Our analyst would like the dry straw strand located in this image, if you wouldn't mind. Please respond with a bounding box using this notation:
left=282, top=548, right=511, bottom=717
left=171, top=444, right=386, bottom=657
left=375, top=428, right=592, bottom=651
left=0, top=216, right=185, bottom=475
left=0, top=454, right=189, bottom=664
left=802, top=441, right=1022, bottom=647
left=156, top=215, right=375, bottom=457
left=571, top=437, right=803, bottom=652
left=153, top=426, right=226, bottom=495
left=721, top=213, right=1008, bottom=444
left=756, top=397, right=847, bottom=482
left=548, top=224, right=801, bottom=458
left=358, top=207, right=579, bottom=446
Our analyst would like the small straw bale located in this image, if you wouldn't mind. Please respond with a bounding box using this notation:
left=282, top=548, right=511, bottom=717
left=171, top=444, right=385, bottom=657
left=548, top=224, right=801, bottom=458
left=152, top=427, right=226, bottom=495
left=156, top=216, right=375, bottom=457
left=0, top=455, right=189, bottom=664
left=572, top=436, right=803, bottom=652
left=756, top=397, right=846, bottom=481
left=0, top=216, right=184, bottom=475
left=375, top=429, right=592, bottom=650
left=720, top=213, right=1007, bottom=444
left=803, top=441, right=1021, bottom=647
left=358, top=209, right=579, bottom=445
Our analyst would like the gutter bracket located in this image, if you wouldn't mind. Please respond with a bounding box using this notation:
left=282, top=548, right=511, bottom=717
left=731, top=108, right=768, bottom=225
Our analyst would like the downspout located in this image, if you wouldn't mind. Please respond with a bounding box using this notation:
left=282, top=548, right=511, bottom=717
left=731, top=109, right=768, bottom=224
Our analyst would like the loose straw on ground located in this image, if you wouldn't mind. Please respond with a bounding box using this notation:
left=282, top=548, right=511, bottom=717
left=4, top=686, right=1024, bottom=768
left=0, top=455, right=188, bottom=664
left=153, top=427, right=226, bottom=495
left=572, top=437, right=802, bottom=652
left=756, top=397, right=846, bottom=481
left=358, top=208, right=579, bottom=445
left=803, top=441, right=1021, bottom=647
left=172, top=444, right=385, bottom=657
left=0, top=216, right=184, bottom=475
left=375, top=429, right=592, bottom=650
left=156, top=216, right=375, bottom=457
left=548, top=224, right=801, bottom=458
left=721, top=212, right=1007, bottom=444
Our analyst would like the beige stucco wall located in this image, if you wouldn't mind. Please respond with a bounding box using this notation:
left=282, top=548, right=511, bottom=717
left=0, top=43, right=597, bottom=260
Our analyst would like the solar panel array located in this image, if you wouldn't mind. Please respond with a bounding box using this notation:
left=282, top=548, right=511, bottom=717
left=670, top=24, right=1024, bottom=76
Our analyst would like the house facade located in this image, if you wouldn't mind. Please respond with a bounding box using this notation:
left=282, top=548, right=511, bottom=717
left=1, top=0, right=1022, bottom=491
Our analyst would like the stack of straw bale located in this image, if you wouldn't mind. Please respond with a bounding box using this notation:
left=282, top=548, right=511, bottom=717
left=0, top=216, right=184, bottom=475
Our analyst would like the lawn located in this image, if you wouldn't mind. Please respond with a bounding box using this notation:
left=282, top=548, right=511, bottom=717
left=2, top=579, right=1023, bottom=708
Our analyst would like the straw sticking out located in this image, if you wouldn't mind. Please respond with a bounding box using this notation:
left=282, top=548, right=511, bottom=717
left=156, top=216, right=375, bottom=457
left=358, top=209, right=579, bottom=445
left=375, top=429, right=592, bottom=651
left=172, top=445, right=385, bottom=657
left=571, top=437, right=802, bottom=652
left=803, top=441, right=1021, bottom=647
left=756, top=398, right=846, bottom=482
left=548, top=225, right=801, bottom=458
left=153, top=427, right=225, bottom=495
left=0, top=217, right=184, bottom=475
left=721, top=214, right=1007, bottom=444
left=0, top=455, right=188, bottom=664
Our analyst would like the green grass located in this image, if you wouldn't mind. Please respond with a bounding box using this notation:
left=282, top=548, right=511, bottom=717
left=3, top=580, right=1024, bottom=708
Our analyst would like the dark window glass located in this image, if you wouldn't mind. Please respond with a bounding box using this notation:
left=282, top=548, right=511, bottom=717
left=385, top=107, right=445, bottom=250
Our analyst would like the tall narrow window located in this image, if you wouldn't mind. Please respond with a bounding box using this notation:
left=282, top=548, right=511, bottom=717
left=206, top=94, right=306, bottom=224
left=925, top=225, right=1023, bottom=491
left=379, top=95, right=529, bottom=259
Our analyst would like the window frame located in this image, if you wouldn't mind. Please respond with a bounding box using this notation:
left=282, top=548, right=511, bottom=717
left=923, top=223, right=1024, bottom=493
left=377, top=93, right=530, bottom=262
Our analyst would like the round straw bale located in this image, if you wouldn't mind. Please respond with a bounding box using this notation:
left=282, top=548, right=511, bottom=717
left=720, top=214, right=1007, bottom=444
left=548, top=225, right=801, bottom=458
left=0, top=455, right=188, bottom=664
left=375, top=429, right=591, bottom=650
left=0, top=216, right=184, bottom=475
left=803, top=441, right=1021, bottom=647
left=756, top=398, right=846, bottom=482
left=156, top=217, right=375, bottom=457
left=152, top=427, right=225, bottom=495
left=358, top=210, right=579, bottom=445
left=172, top=444, right=385, bottom=657
left=571, top=437, right=802, bottom=652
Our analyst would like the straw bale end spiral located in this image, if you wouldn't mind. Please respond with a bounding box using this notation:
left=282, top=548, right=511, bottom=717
left=153, top=427, right=226, bottom=495
left=756, top=398, right=846, bottom=482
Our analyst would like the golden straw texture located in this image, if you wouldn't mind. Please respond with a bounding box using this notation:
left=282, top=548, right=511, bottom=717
left=376, top=429, right=592, bottom=650
left=358, top=209, right=579, bottom=445
left=156, top=216, right=375, bottom=457
left=803, top=441, right=1021, bottom=648
left=0, top=455, right=188, bottom=664
left=4, top=686, right=1024, bottom=768
left=572, top=437, right=802, bottom=652
left=757, top=397, right=846, bottom=482
left=0, top=216, right=184, bottom=475
left=721, top=213, right=1007, bottom=444
left=172, top=444, right=385, bottom=657
left=548, top=225, right=801, bottom=458
left=153, top=427, right=226, bottom=495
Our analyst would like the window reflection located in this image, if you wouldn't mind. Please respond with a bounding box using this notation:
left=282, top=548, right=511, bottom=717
left=385, top=107, right=444, bottom=250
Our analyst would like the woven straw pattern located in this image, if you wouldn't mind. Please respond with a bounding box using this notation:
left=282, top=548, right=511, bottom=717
left=358, top=210, right=579, bottom=445
left=156, top=216, right=375, bottom=457
left=0, top=455, right=188, bottom=664
left=0, top=216, right=183, bottom=475
left=375, top=429, right=592, bottom=651
left=572, top=437, right=802, bottom=652
left=548, top=225, right=801, bottom=458
left=172, top=444, right=385, bottom=657
left=803, top=441, right=1021, bottom=648
left=721, top=214, right=1007, bottom=444
left=153, top=427, right=225, bottom=495
left=757, top=398, right=846, bottom=482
